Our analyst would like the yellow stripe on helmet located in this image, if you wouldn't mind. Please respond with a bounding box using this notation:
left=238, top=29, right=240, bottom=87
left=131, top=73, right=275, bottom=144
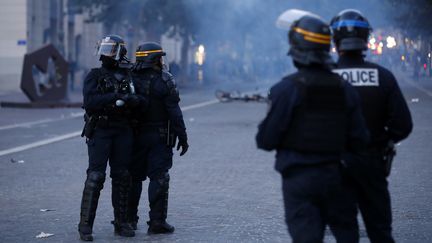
left=294, top=27, right=331, bottom=41
left=135, top=49, right=163, bottom=57
left=304, top=36, right=331, bottom=44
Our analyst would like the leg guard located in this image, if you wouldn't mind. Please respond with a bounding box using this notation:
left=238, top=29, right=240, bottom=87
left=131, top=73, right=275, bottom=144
left=147, top=171, right=174, bottom=234
left=78, top=171, right=105, bottom=241
left=148, top=172, right=170, bottom=221
left=127, top=179, right=143, bottom=230
left=111, top=170, right=135, bottom=237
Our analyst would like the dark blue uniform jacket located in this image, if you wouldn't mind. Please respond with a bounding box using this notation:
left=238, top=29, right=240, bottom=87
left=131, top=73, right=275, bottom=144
left=256, top=67, right=369, bottom=173
left=335, top=55, right=413, bottom=148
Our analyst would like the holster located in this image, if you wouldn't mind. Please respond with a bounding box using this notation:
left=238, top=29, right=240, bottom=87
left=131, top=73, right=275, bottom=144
left=382, top=141, right=396, bottom=177
left=158, top=127, right=176, bottom=147
left=81, top=114, right=98, bottom=139
left=139, top=121, right=176, bottom=147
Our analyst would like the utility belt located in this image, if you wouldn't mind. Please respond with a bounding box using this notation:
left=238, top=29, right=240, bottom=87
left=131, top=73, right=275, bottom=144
left=138, top=121, right=176, bottom=147
left=139, top=121, right=168, bottom=128
left=95, top=115, right=131, bottom=127
left=281, top=161, right=340, bottom=178
left=81, top=114, right=131, bottom=139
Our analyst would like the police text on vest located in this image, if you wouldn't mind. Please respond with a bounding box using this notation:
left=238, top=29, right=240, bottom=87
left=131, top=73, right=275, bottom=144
left=333, top=68, right=379, bottom=86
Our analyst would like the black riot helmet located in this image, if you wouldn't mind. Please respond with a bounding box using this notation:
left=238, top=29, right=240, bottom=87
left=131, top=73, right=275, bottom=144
left=288, top=15, right=333, bottom=66
left=96, top=35, right=127, bottom=61
left=330, top=9, right=372, bottom=51
left=134, top=42, right=166, bottom=69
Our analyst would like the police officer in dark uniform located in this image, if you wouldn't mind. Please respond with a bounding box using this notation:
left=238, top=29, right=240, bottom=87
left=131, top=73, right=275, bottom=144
left=331, top=9, right=413, bottom=243
left=78, top=35, right=146, bottom=241
left=127, top=42, right=188, bottom=234
left=256, top=15, right=369, bottom=242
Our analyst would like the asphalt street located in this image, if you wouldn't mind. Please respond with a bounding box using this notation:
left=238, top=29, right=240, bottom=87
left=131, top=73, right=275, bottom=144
left=0, top=72, right=431, bottom=242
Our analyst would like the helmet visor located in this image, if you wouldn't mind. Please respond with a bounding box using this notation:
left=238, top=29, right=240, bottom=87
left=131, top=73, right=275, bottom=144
left=96, top=39, right=125, bottom=60
left=161, top=56, right=170, bottom=71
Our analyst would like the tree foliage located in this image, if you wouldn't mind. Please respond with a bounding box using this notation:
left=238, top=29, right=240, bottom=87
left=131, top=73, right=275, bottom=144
left=386, top=0, right=432, bottom=38
left=70, top=0, right=197, bottom=41
left=69, top=0, right=432, bottom=81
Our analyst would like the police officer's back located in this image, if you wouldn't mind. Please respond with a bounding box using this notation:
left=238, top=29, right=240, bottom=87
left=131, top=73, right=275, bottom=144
left=127, top=42, right=188, bottom=234
left=331, top=9, right=413, bottom=243
left=256, top=14, right=369, bottom=243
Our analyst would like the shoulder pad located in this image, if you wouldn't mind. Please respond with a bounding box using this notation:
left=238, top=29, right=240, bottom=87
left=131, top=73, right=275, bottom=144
left=290, top=72, right=307, bottom=85
left=161, top=70, right=177, bottom=90
left=161, top=70, right=174, bottom=82
left=118, top=62, right=133, bottom=69
left=96, top=66, right=110, bottom=75
left=88, top=67, right=104, bottom=77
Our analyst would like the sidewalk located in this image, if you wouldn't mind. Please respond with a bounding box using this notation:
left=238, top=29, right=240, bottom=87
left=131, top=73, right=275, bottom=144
left=0, top=76, right=272, bottom=108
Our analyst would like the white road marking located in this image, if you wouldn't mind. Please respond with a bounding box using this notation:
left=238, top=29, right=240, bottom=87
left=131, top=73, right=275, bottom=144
left=0, top=112, right=84, bottom=131
left=0, top=99, right=220, bottom=157
left=181, top=99, right=219, bottom=111
left=0, top=131, right=82, bottom=157
left=0, top=100, right=222, bottom=131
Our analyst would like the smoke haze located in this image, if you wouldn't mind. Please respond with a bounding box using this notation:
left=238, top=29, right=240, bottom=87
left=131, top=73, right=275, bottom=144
left=177, top=0, right=394, bottom=85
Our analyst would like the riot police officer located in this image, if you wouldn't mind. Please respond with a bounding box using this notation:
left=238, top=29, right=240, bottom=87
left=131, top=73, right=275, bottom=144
left=78, top=35, right=146, bottom=241
left=331, top=9, right=413, bottom=243
left=256, top=14, right=369, bottom=242
left=127, top=42, right=188, bottom=234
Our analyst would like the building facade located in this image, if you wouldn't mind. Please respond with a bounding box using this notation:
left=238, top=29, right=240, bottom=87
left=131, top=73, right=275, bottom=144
left=0, top=0, right=26, bottom=92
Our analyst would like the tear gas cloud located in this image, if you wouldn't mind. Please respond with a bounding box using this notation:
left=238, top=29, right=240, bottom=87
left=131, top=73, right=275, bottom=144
left=179, top=0, right=395, bottom=86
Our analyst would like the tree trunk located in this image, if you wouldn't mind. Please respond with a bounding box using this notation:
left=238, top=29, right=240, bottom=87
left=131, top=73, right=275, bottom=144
left=67, top=12, right=75, bottom=91
left=180, top=33, right=190, bottom=84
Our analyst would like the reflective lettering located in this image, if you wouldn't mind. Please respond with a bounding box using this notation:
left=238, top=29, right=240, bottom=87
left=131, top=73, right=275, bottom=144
left=333, top=68, right=379, bottom=86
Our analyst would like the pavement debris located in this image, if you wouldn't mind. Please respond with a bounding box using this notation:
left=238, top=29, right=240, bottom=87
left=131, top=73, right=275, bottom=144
left=40, top=209, right=55, bottom=212
left=411, top=98, right=420, bottom=103
left=35, top=232, right=54, bottom=239
left=10, top=159, right=25, bottom=163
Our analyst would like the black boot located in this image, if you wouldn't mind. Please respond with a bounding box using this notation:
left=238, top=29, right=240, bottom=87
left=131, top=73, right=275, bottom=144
left=147, top=220, right=175, bottom=234
left=111, top=171, right=135, bottom=237
left=78, top=171, right=105, bottom=241
left=147, top=172, right=175, bottom=234
left=127, top=179, right=143, bottom=230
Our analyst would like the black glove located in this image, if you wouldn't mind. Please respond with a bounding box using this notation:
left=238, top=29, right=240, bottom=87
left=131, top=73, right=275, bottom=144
left=122, top=94, right=141, bottom=107
left=176, top=140, right=189, bottom=156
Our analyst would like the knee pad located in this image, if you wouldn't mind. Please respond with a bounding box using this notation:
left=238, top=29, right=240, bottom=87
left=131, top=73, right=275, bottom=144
left=150, top=171, right=170, bottom=189
left=85, top=171, right=105, bottom=190
left=148, top=172, right=169, bottom=204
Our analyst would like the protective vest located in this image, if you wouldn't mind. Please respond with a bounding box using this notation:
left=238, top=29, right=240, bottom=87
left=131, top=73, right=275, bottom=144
left=281, top=72, right=347, bottom=153
left=97, top=67, right=132, bottom=94
left=93, top=67, right=133, bottom=118
left=138, top=71, right=169, bottom=124
left=334, top=60, right=389, bottom=148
